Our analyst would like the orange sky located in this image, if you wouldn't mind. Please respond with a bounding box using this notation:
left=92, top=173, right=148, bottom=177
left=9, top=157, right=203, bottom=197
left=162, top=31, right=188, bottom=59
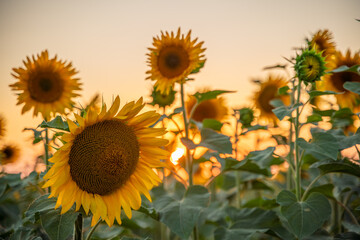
left=0, top=0, right=359, bottom=174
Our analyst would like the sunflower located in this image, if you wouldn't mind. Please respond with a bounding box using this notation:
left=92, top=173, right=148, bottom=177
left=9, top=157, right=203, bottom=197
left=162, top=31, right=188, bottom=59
left=149, top=85, right=176, bottom=108
left=0, top=144, right=20, bottom=165
left=186, top=90, right=228, bottom=123
left=146, top=28, right=206, bottom=94
left=253, top=75, right=290, bottom=122
left=43, top=96, right=169, bottom=227
left=295, top=48, right=326, bottom=83
left=321, top=50, right=360, bottom=109
left=0, top=115, right=5, bottom=138
left=10, top=50, right=81, bottom=120
left=309, top=29, right=336, bottom=68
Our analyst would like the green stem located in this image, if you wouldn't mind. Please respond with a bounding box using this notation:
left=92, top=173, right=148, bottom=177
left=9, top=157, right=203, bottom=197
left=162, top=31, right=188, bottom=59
left=74, top=214, right=83, bottom=240
left=85, top=220, right=100, bottom=240
left=180, top=81, right=193, bottom=186
left=301, top=174, right=323, bottom=201
left=294, top=81, right=302, bottom=201
left=44, top=127, right=50, bottom=170
left=287, top=79, right=295, bottom=190
left=234, top=111, right=241, bottom=208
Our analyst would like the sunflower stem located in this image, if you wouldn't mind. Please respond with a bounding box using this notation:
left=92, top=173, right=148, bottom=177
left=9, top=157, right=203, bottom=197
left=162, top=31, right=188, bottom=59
left=287, top=79, right=295, bottom=190
left=85, top=220, right=100, bottom=240
left=180, top=81, right=193, bottom=186
left=74, top=214, right=83, bottom=240
left=234, top=110, right=241, bottom=208
left=44, top=127, right=50, bottom=193
left=294, top=81, right=302, bottom=201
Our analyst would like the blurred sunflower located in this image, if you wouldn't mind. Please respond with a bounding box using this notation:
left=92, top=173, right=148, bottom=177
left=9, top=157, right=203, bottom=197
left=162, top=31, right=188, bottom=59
left=10, top=50, right=82, bottom=120
left=146, top=28, right=206, bottom=94
left=43, top=96, right=169, bottom=227
left=309, top=29, right=336, bottom=68
left=186, top=90, right=228, bottom=122
left=0, top=144, right=20, bottom=165
left=149, top=85, right=176, bottom=108
left=253, top=75, right=290, bottom=122
left=321, top=50, right=360, bottom=109
left=0, top=115, right=5, bottom=138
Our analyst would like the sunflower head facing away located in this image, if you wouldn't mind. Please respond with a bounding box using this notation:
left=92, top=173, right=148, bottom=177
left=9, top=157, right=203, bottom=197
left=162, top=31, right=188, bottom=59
left=0, top=144, right=20, bottom=165
left=309, top=29, right=336, bottom=68
left=0, top=115, right=5, bottom=138
left=253, top=75, right=290, bottom=122
left=10, top=50, right=82, bottom=120
left=295, top=48, right=327, bottom=83
left=237, top=107, right=255, bottom=128
left=322, top=50, right=360, bottom=109
left=146, top=28, right=206, bottom=94
left=149, top=85, right=176, bottom=108
left=186, top=91, right=228, bottom=123
left=43, top=96, right=169, bottom=227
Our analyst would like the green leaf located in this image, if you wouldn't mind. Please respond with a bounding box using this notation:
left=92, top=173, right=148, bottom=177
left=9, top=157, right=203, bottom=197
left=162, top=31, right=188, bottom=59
left=328, top=64, right=360, bottom=74
left=153, top=185, right=210, bottom=239
left=308, top=90, right=341, bottom=98
left=327, top=129, right=360, bottom=150
left=242, top=197, right=278, bottom=209
left=232, top=160, right=271, bottom=177
left=241, top=124, right=267, bottom=134
left=202, top=119, right=223, bottom=131
left=180, top=137, right=197, bottom=150
left=193, top=90, right=235, bottom=104
left=344, top=81, right=360, bottom=95
left=278, top=86, right=290, bottom=95
left=311, top=159, right=360, bottom=177
left=277, top=191, right=331, bottom=239
left=245, top=147, right=277, bottom=169
left=305, top=183, right=335, bottom=200
left=199, top=128, right=232, bottom=154
left=25, top=194, right=57, bottom=222
left=306, top=114, right=322, bottom=124
left=9, top=227, right=36, bottom=240
left=297, top=130, right=339, bottom=161
left=272, top=102, right=302, bottom=121
left=39, top=116, right=69, bottom=131
left=40, top=210, right=78, bottom=240
left=214, top=227, right=267, bottom=240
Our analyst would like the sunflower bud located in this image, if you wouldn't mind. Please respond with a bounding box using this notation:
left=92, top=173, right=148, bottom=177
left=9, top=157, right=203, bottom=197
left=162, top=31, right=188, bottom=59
left=295, top=49, right=326, bottom=83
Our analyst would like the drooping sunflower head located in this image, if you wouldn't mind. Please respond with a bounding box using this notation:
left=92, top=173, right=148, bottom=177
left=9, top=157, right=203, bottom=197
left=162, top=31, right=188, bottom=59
left=308, top=29, right=336, bottom=67
left=236, top=107, right=255, bottom=128
left=43, top=96, right=169, bottom=227
left=146, top=28, right=206, bottom=94
left=186, top=90, right=228, bottom=123
left=322, top=50, right=360, bottom=109
left=0, top=144, right=20, bottom=165
left=10, top=50, right=82, bottom=120
left=253, top=75, right=290, bottom=122
left=0, top=115, right=5, bottom=138
left=295, top=48, right=327, bottom=83
left=149, top=85, right=176, bottom=108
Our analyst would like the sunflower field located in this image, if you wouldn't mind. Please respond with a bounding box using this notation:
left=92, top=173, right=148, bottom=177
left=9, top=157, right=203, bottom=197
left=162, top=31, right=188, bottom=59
left=1, top=25, right=360, bottom=240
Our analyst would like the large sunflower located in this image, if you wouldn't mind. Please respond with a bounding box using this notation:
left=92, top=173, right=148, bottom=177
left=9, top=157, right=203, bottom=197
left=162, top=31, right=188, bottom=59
left=309, top=29, right=336, bottom=68
left=0, top=144, right=20, bottom=165
left=43, top=96, right=169, bottom=227
left=321, top=50, right=360, bottom=109
left=186, top=91, right=228, bottom=123
left=146, top=28, right=206, bottom=94
left=253, top=75, right=290, bottom=123
left=10, top=50, right=82, bottom=120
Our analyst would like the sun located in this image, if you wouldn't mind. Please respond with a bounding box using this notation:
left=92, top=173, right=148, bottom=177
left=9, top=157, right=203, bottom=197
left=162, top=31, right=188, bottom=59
left=252, top=75, right=290, bottom=123
left=10, top=50, right=82, bottom=120
left=321, top=50, right=360, bottom=110
left=43, top=96, right=169, bottom=227
left=146, top=28, right=206, bottom=94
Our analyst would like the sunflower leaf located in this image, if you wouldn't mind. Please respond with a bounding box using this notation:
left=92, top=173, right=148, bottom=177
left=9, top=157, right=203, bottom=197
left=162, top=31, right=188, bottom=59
left=39, top=116, right=69, bottom=131
left=199, top=128, right=233, bottom=153
left=271, top=101, right=302, bottom=121
left=153, top=185, right=210, bottom=239
left=277, top=191, right=331, bottom=239
left=344, top=82, right=360, bottom=95
left=202, top=119, right=223, bottom=131
left=311, top=159, right=360, bottom=177
left=308, top=90, right=342, bottom=98
left=193, top=90, right=235, bottom=104
left=328, top=64, right=360, bottom=74
left=190, top=61, right=205, bottom=74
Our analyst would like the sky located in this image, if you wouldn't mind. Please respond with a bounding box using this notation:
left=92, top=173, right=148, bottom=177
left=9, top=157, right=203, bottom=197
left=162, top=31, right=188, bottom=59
left=0, top=0, right=359, bottom=173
